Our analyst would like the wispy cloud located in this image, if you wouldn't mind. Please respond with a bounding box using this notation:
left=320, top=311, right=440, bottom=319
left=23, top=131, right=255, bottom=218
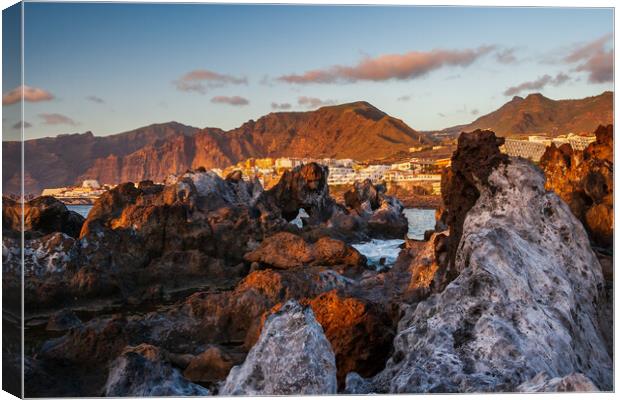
left=39, top=113, right=78, bottom=126
left=278, top=46, right=495, bottom=84
left=174, top=69, right=247, bottom=94
left=86, top=95, right=104, bottom=104
left=564, top=33, right=612, bottom=83
left=297, top=96, right=336, bottom=108
left=503, top=72, right=571, bottom=96
left=2, top=85, right=54, bottom=105
left=271, top=102, right=292, bottom=110
left=12, top=120, right=32, bottom=129
left=495, top=48, right=518, bottom=64
left=211, top=95, right=249, bottom=106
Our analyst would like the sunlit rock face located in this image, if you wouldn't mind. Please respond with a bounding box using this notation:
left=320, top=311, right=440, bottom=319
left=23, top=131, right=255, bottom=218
left=244, top=231, right=366, bottom=270
left=540, top=124, right=613, bottom=252
left=221, top=300, right=337, bottom=395
left=362, top=157, right=611, bottom=393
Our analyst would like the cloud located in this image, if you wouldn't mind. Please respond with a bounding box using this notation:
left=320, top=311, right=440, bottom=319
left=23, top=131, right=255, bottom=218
left=471, top=109, right=479, bottom=116
left=39, top=113, right=78, bottom=126
left=297, top=96, right=336, bottom=108
left=211, top=96, right=249, bottom=106
left=495, top=48, right=518, bottom=64
left=2, top=85, right=54, bottom=105
left=86, top=95, right=104, bottom=104
left=562, top=34, right=613, bottom=83
left=12, top=120, right=32, bottom=129
left=503, top=73, right=571, bottom=96
left=271, top=102, right=292, bottom=110
left=174, top=69, right=247, bottom=94
left=278, top=46, right=495, bottom=84
left=397, top=95, right=411, bottom=102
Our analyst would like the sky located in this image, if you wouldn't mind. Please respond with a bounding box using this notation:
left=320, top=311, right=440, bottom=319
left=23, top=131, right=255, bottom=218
left=1, top=3, right=614, bottom=139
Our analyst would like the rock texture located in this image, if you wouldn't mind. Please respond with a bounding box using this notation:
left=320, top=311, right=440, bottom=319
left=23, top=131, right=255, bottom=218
left=221, top=300, right=337, bottom=395
left=104, top=344, right=210, bottom=396
left=244, top=231, right=366, bottom=269
left=365, top=157, right=612, bottom=393
left=440, top=130, right=508, bottom=285
left=517, top=372, right=599, bottom=392
left=3, top=196, right=84, bottom=239
left=540, top=124, right=613, bottom=252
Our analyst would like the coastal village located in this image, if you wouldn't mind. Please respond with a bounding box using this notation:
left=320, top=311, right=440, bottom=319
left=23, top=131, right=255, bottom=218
left=40, top=131, right=598, bottom=204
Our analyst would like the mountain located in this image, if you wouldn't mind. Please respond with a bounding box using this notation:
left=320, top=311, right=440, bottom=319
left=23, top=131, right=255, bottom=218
left=4, top=102, right=433, bottom=194
left=438, top=91, right=613, bottom=138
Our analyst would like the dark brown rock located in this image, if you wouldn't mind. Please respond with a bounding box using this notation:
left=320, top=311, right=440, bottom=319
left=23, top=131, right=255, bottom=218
left=441, top=130, right=509, bottom=286
left=3, top=196, right=84, bottom=239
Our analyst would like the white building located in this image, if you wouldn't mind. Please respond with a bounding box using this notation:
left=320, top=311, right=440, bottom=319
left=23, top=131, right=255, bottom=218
left=82, top=179, right=101, bottom=189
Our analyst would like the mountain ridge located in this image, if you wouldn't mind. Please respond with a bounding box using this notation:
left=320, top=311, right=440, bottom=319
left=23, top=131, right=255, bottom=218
left=4, top=102, right=433, bottom=194
left=438, top=91, right=613, bottom=137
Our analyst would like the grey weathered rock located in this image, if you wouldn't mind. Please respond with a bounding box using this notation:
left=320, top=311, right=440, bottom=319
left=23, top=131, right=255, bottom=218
left=104, top=343, right=210, bottom=396
left=221, top=300, right=337, bottom=395
left=517, top=372, right=599, bottom=392
left=371, top=158, right=612, bottom=393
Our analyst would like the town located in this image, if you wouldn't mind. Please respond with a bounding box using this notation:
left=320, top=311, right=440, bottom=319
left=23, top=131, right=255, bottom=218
left=40, top=132, right=597, bottom=204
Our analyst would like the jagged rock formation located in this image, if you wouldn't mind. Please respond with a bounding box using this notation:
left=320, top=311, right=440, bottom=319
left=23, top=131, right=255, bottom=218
left=440, top=130, right=508, bottom=285
left=540, top=124, right=613, bottom=252
left=221, top=300, right=337, bottom=395
left=3, top=196, right=84, bottom=239
left=354, top=151, right=611, bottom=393
left=104, top=344, right=210, bottom=396
left=263, top=163, right=336, bottom=223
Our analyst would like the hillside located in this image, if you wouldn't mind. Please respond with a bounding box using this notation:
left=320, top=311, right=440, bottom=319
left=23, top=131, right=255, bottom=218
left=438, top=91, right=613, bottom=138
left=4, top=102, right=432, bottom=194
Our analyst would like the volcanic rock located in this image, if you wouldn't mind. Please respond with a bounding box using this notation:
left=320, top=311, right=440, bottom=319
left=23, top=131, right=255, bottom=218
left=220, top=300, right=337, bottom=395
left=304, top=290, right=394, bottom=387
left=46, top=309, right=82, bottom=331
left=263, top=162, right=336, bottom=223
left=516, top=372, right=599, bottom=392
left=183, top=345, right=235, bottom=384
left=104, top=343, right=210, bottom=396
left=3, top=196, right=84, bottom=239
left=244, top=231, right=366, bottom=269
left=440, top=129, right=508, bottom=287
left=540, top=124, right=613, bottom=252
left=368, top=157, right=611, bottom=393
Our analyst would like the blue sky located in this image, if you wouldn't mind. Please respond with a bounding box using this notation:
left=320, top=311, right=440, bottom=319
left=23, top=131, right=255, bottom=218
left=2, top=3, right=614, bottom=139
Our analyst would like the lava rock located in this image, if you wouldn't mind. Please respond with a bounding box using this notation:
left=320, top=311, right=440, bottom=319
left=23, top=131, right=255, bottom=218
left=221, top=300, right=337, bottom=395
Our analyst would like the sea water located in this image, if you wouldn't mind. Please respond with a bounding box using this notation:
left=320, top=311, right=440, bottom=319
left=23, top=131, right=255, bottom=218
left=67, top=204, right=93, bottom=218
left=352, top=208, right=436, bottom=268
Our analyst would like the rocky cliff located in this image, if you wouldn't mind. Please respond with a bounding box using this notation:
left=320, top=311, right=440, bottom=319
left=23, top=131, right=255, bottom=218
left=5, top=102, right=432, bottom=194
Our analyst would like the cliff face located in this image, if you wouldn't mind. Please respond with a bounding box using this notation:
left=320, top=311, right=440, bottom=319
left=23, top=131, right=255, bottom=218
left=6, top=102, right=432, bottom=195
left=440, top=91, right=613, bottom=137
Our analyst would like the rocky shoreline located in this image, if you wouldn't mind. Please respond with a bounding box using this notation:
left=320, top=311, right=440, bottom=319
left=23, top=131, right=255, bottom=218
left=3, top=126, right=613, bottom=396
